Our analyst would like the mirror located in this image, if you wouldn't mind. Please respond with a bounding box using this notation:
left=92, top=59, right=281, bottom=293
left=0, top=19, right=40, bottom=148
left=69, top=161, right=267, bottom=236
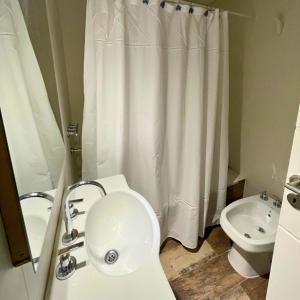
left=0, top=0, right=64, bottom=271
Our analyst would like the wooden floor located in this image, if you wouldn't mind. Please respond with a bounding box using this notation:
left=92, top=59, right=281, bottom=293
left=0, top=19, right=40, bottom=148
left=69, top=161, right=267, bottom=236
left=160, top=227, right=269, bottom=300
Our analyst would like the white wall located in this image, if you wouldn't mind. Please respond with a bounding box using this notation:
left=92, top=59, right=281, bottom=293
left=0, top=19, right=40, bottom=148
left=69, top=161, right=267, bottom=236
left=0, top=215, right=29, bottom=300
left=214, top=0, right=300, bottom=197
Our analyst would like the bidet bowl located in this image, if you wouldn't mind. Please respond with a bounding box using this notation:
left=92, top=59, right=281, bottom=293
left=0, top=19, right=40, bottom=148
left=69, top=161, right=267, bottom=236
left=220, top=195, right=280, bottom=253
left=85, top=189, right=160, bottom=276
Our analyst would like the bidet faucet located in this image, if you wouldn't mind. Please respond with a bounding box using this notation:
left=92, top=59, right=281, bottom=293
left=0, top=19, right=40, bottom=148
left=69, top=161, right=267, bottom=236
left=273, top=196, right=282, bottom=208
left=260, top=191, right=268, bottom=201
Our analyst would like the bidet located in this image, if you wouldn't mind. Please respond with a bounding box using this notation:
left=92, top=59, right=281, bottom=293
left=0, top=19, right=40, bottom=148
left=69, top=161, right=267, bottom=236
left=220, top=193, right=281, bottom=277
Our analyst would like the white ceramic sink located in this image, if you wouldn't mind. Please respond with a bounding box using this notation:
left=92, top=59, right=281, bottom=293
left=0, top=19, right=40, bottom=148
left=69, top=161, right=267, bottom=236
left=85, top=189, right=160, bottom=276
left=21, top=195, right=52, bottom=260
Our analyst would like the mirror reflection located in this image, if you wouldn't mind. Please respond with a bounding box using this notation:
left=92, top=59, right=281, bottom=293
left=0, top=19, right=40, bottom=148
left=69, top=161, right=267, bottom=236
left=0, top=0, right=64, bottom=271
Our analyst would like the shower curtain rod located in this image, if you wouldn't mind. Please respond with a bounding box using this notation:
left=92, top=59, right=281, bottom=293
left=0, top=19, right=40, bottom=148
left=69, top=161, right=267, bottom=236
left=165, top=0, right=252, bottom=18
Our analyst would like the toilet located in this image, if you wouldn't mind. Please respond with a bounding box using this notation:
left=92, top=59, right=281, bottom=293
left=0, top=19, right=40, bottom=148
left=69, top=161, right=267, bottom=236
left=220, top=194, right=281, bottom=278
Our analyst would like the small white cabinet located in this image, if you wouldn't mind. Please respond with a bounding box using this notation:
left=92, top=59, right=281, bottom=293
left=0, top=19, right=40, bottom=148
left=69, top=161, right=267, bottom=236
left=278, top=128, right=300, bottom=239
left=278, top=187, right=300, bottom=240
left=267, top=105, right=300, bottom=299
left=267, top=226, right=300, bottom=300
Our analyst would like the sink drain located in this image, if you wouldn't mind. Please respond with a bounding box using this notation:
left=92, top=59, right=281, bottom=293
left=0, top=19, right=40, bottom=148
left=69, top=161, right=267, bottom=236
left=104, top=249, right=119, bottom=264
left=258, top=227, right=266, bottom=234
left=244, top=233, right=251, bottom=239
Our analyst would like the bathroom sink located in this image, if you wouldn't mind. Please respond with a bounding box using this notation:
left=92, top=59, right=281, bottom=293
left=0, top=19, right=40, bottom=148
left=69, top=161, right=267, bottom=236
left=85, top=190, right=160, bottom=276
left=21, top=195, right=52, bottom=260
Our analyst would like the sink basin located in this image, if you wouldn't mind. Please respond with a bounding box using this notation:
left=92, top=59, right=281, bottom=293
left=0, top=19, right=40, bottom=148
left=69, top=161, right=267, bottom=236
left=21, top=196, right=52, bottom=260
left=85, top=189, right=160, bottom=276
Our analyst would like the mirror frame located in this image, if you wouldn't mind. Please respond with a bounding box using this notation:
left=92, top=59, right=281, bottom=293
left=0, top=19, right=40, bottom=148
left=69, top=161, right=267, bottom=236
left=0, top=111, right=30, bottom=266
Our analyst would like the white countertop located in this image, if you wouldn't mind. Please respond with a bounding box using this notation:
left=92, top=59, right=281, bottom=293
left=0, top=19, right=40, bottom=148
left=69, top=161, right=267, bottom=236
left=46, top=175, right=175, bottom=300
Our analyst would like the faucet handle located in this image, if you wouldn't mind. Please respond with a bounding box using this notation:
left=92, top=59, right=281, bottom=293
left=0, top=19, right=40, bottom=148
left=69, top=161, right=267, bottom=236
left=62, top=228, right=79, bottom=246
left=68, top=198, right=83, bottom=219
left=68, top=202, right=79, bottom=219
left=260, top=191, right=268, bottom=201
left=58, top=241, right=84, bottom=256
left=272, top=195, right=282, bottom=208
left=56, top=253, right=77, bottom=280
left=62, top=200, right=79, bottom=245
left=69, top=198, right=84, bottom=204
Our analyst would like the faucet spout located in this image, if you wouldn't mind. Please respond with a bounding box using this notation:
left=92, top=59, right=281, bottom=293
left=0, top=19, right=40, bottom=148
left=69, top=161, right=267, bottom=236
left=68, top=180, right=106, bottom=196
left=260, top=191, right=268, bottom=201
left=62, top=198, right=79, bottom=245
left=61, top=180, right=106, bottom=246
left=64, top=200, right=73, bottom=236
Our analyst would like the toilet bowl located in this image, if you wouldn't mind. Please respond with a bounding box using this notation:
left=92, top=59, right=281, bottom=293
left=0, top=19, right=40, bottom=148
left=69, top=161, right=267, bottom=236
left=220, top=194, right=280, bottom=278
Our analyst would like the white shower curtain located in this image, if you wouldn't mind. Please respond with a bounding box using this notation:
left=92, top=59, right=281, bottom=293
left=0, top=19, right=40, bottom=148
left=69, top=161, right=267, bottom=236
left=83, top=0, right=229, bottom=248
left=0, top=0, right=65, bottom=195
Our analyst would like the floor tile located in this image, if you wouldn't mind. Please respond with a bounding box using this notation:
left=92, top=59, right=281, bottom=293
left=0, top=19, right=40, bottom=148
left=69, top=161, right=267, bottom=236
left=160, top=240, right=215, bottom=281
left=159, top=226, right=269, bottom=300
left=206, top=227, right=232, bottom=255
left=220, top=285, right=251, bottom=300
left=160, top=238, right=181, bottom=254
left=241, top=276, right=269, bottom=300
left=170, top=253, right=245, bottom=300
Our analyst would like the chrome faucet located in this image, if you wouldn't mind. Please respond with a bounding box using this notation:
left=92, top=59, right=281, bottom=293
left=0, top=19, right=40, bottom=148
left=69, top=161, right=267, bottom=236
left=19, top=191, right=54, bottom=202
left=273, top=197, right=282, bottom=208
left=62, top=199, right=79, bottom=245
left=68, top=180, right=106, bottom=196
left=62, top=180, right=106, bottom=246
left=56, top=241, right=86, bottom=280
left=260, top=191, right=268, bottom=201
left=56, top=253, right=77, bottom=280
